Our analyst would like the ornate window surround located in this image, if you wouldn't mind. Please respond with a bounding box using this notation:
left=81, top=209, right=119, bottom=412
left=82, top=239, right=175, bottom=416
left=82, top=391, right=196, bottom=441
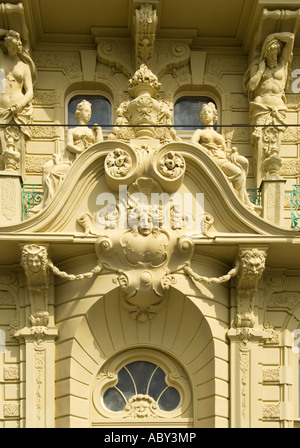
left=92, top=348, right=193, bottom=425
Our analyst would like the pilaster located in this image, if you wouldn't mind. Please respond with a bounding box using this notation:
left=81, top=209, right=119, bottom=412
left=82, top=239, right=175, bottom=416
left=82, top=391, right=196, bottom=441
left=227, top=247, right=267, bottom=428
left=15, top=244, right=57, bottom=428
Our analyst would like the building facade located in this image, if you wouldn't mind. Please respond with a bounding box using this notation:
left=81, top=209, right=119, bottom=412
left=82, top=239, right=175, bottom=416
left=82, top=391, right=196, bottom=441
left=0, top=0, right=300, bottom=428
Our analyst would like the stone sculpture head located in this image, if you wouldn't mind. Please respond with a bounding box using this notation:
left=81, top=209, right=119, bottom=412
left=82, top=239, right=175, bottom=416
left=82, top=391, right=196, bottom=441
left=200, top=102, right=218, bottom=126
left=21, top=244, right=48, bottom=274
left=4, top=30, right=23, bottom=56
left=262, top=37, right=282, bottom=69
left=75, top=99, right=92, bottom=124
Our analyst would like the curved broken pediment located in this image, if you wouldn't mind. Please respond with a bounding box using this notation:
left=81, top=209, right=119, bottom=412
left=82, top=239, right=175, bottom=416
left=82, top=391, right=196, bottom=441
left=0, top=138, right=297, bottom=238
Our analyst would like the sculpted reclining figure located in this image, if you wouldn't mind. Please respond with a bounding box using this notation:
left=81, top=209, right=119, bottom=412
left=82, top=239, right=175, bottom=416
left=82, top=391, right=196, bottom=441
left=191, top=103, right=254, bottom=210
left=30, top=100, right=103, bottom=214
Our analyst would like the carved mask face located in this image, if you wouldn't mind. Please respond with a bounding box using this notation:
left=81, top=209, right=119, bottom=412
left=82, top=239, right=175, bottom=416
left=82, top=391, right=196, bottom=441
left=27, top=254, right=42, bottom=273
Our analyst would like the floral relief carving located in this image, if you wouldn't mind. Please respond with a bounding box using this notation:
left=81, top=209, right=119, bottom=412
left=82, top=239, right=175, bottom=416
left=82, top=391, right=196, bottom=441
left=263, top=322, right=280, bottom=345
left=4, top=366, right=20, bottom=381
left=33, top=51, right=81, bottom=78
left=267, top=291, right=300, bottom=309
left=105, top=148, right=133, bottom=178
left=263, top=403, right=280, bottom=419
left=158, top=151, right=185, bottom=179
left=240, top=351, right=249, bottom=419
left=3, top=402, right=20, bottom=418
left=263, top=368, right=280, bottom=383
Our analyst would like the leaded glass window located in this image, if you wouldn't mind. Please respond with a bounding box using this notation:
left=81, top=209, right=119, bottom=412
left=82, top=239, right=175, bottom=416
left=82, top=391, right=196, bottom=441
left=103, top=361, right=181, bottom=414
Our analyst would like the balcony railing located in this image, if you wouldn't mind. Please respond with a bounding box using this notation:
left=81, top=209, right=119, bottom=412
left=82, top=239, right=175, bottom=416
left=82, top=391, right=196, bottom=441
left=246, top=188, right=261, bottom=207
left=289, top=185, right=300, bottom=230
left=22, top=184, right=43, bottom=220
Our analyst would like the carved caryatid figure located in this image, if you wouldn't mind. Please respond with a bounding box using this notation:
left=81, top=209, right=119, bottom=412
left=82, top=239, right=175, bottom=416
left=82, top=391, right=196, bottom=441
left=0, top=29, right=36, bottom=135
left=191, top=103, right=254, bottom=211
left=30, top=100, right=103, bottom=213
left=244, top=32, right=294, bottom=126
left=244, top=32, right=294, bottom=179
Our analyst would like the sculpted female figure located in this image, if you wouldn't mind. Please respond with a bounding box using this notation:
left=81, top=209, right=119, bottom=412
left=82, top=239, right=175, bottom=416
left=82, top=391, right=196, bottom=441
left=244, top=32, right=294, bottom=124
left=0, top=29, right=36, bottom=136
left=30, top=100, right=103, bottom=213
left=191, top=103, right=254, bottom=210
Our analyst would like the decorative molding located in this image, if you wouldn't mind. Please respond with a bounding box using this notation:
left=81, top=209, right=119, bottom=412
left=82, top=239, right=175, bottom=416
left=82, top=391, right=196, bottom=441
left=4, top=366, right=20, bottom=381
left=134, top=3, right=158, bottom=69
left=240, top=350, right=249, bottom=419
left=32, top=91, right=59, bottom=106
left=33, top=51, right=81, bottom=78
left=267, top=291, right=300, bottom=309
left=263, top=367, right=280, bottom=383
left=25, top=156, right=52, bottom=173
left=30, top=126, right=62, bottom=140
left=263, top=322, right=280, bottom=345
left=278, top=159, right=300, bottom=176
left=3, top=402, right=20, bottom=418
left=262, top=402, right=280, bottom=419
left=96, top=4, right=190, bottom=79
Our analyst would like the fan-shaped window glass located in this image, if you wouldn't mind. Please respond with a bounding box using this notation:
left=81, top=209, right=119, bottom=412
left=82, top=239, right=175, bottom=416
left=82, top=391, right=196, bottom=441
left=174, top=96, right=217, bottom=130
left=68, top=95, right=111, bottom=129
left=103, top=361, right=180, bottom=413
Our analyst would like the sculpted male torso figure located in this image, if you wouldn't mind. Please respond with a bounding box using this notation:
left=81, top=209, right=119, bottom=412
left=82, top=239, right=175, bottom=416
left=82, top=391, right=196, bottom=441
left=245, top=32, right=294, bottom=117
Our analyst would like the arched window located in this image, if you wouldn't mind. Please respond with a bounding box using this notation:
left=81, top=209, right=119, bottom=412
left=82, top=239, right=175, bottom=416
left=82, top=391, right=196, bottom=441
left=174, top=96, right=217, bottom=130
left=68, top=94, right=112, bottom=129
left=92, top=349, right=192, bottom=425
left=103, top=360, right=181, bottom=414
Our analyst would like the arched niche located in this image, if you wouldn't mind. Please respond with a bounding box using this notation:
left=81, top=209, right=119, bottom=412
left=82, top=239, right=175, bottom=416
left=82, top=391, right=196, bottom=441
left=55, top=286, right=229, bottom=428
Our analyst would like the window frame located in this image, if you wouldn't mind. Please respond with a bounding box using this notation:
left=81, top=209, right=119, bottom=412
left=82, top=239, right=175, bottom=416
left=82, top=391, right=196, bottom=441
left=173, top=91, right=222, bottom=139
left=92, top=348, right=192, bottom=423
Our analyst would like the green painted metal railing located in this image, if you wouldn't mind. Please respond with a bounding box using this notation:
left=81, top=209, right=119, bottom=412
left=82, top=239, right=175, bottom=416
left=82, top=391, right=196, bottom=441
left=289, top=185, right=300, bottom=230
left=22, top=184, right=43, bottom=220
left=246, top=188, right=261, bottom=207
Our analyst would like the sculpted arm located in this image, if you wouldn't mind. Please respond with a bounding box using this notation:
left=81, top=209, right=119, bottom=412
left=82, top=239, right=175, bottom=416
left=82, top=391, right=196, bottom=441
left=273, top=32, right=294, bottom=64
left=191, top=128, right=202, bottom=144
left=248, top=60, right=266, bottom=92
